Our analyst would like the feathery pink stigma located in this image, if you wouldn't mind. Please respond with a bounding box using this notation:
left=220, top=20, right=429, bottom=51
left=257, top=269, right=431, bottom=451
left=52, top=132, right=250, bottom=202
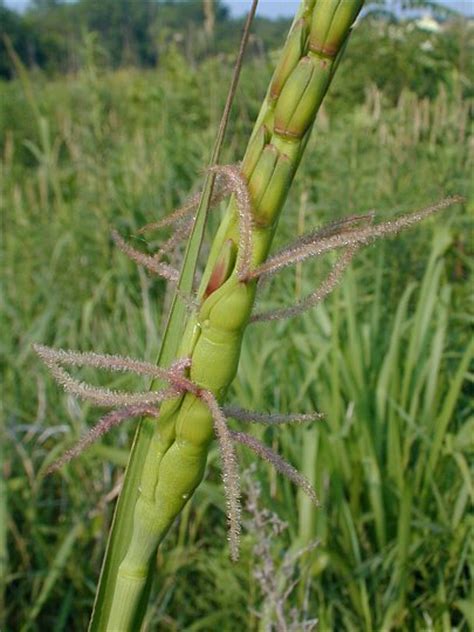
left=111, top=230, right=179, bottom=282
left=231, top=430, right=319, bottom=506
left=208, top=164, right=254, bottom=280
left=46, top=405, right=159, bottom=474
left=198, top=388, right=242, bottom=561
left=224, top=405, right=324, bottom=424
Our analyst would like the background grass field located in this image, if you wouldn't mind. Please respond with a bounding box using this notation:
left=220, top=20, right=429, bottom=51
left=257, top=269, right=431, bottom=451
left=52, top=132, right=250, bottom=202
left=1, top=12, right=473, bottom=631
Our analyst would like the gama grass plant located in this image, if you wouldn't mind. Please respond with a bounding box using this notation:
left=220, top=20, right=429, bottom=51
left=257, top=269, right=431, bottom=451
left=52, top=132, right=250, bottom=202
left=26, top=0, right=469, bottom=630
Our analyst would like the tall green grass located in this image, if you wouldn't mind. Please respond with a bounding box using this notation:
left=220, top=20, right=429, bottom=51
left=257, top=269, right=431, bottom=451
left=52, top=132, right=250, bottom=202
left=241, top=232, right=473, bottom=630
left=1, top=50, right=472, bottom=630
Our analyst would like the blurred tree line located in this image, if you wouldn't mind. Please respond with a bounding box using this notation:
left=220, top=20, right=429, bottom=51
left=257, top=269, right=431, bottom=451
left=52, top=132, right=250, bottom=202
left=0, top=0, right=472, bottom=101
left=0, top=0, right=276, bottom=76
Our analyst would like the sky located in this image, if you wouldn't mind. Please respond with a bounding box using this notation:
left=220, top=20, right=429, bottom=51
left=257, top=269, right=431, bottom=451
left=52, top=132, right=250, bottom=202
left=225, top=0, right=474, bottom=18
left=4, top=0, right=474, bottom=18
left=227, top=0, right=300, bottom=18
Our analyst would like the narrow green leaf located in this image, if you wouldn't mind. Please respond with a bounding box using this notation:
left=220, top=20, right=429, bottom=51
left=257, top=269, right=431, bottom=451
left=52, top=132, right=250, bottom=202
left=22, top=522, right=83, bottom=631
left=425, top=338, right=474, bottom=485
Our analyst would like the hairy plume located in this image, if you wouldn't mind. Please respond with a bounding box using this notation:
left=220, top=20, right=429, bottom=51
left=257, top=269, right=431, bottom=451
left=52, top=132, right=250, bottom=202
left=46, top=404, right=159, bottom=474
left=154, top=219, right=193, bottom=261
left=111, top=229, right=180, bottom=282
left=224, top=405, right=323, bottom=424
left=252, top=246, right=359, bottom=322
left=208, top=164, right=254, bottom=280
left=136, top=174, right=234, bottom=235
left=231, top=430, right=319, bottom=507
left=291, top=212, right=376, bottom=250
left=247, top=196, right=462, bottom=281
left=198, top=389, right=242, bottom=561
left=33, top=344, right=190, bottom=407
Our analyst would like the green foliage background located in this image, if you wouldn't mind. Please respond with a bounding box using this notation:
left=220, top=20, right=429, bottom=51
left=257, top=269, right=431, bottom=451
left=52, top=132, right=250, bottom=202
left=1, top=4, right=473, bottom=630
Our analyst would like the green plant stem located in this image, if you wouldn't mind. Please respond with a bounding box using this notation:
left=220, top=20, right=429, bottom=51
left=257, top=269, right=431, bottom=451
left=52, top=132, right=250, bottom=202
left=90, top=1, right=363, bottom=629
left=89, top=4, right=259, bottom=628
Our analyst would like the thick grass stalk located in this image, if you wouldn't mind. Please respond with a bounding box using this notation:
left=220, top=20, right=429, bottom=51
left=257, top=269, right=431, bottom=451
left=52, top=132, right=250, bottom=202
left=89, top=4, right=260, bottom=626
left=88, top=1, right=363, bottom=629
